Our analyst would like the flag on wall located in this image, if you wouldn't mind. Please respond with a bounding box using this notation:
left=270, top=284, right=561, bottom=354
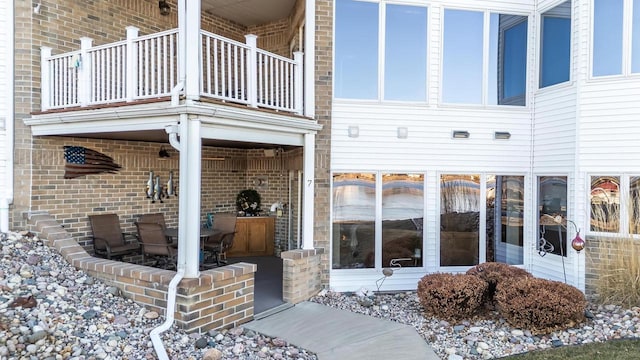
left=63, top=146, right=121, bottom=179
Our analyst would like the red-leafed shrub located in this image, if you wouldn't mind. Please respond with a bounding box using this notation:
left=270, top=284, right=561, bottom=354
left=417, top=273, right=488, bottom=321
left=495, top=277, right=587, bottom=333
left=466, top=262, right=532, bottom=303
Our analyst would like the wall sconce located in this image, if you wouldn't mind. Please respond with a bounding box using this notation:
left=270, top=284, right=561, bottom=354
left=159, top=0, right=171, bottom=16
left=397, top=127, right=408, bottom=139
left=494, top=131, right=511, bottom=140
left=348, top=125, right=359, bottom=138
left=158, top=146, right=171, bottom=159
left=452, top=130, right=470, bottom=139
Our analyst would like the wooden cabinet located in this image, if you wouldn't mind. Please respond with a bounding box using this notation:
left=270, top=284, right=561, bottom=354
left=228, top=216, right=275, bottom=257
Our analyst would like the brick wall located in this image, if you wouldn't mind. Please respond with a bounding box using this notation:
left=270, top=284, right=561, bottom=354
left=313, top=0, right=334, bottom=286
left=27, top=212, right=256, bottom=333
left=281, top=248, right=325, bottom=304
left=584, top=236, right=640, bottom=297
left=26, top=136, right=299, bottom=255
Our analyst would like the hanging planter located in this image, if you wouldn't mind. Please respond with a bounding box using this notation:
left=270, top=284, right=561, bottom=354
left=236, top=189, right=262, bottom=216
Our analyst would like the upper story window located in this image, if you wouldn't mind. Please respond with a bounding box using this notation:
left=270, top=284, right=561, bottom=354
left=334, top=0, right=379, bottom=99
left=592, top=0, right=640, bottom=77
left=540, top=1, right=571, bottom=88
left=385, top=5, right=428, bottom=101
left=335, top=0, right=427, bottom=101
left=442, top=9, right=528, bottom=106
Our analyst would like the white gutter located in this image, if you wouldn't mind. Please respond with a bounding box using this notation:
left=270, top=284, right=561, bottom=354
left=149, top=121, right=184, bottom=360
left=1, top=0, right=15, bottom=233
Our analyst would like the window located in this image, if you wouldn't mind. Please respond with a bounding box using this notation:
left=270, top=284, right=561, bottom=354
left=384, top=5, right=427, bottom=101
left=540, top=1, right=571, bottom=87
left=593, top=0, right=624, bottom=76
left=440, top=174, right=480, bottom=266
left=443, top=9, right=527, bottom=106
left=334, top=0, right=379, bottom=99
left=631, top=177, right=640, bottom=234
left=590, top=176, right=620, bottom=233
left=487, top=176, right=524, bottom=265
left=332, top=173, right=376, bottom=269
left=382, top=174, right=424, bottom=267
left=538, top=176, right=568, bottom=257
left=443, top=10, right=484, bottom=104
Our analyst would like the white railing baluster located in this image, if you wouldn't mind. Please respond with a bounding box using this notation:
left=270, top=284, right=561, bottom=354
left=205, top=36, right=211, bottom=94
left=213, top=38, right=219, bottom=96
left=226, top=42, right=232, bottom=98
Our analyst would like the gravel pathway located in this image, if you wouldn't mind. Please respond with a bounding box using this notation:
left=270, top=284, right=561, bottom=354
left=310, top=288, right=640, bottom=359
left=0, top=231, right=317, bottom=360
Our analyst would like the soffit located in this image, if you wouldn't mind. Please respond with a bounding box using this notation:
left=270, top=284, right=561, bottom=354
left=201, top=0, right=297, bottom=27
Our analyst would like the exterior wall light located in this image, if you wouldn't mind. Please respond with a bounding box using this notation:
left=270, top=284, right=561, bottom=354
left=348, top=125, right=359, bottom=138
left=159, top=0, right=171, bottom=16
left=452, top=130, right=470, bottom=139
left=158, top=146, right=171, bottom=159
left=494, top=131, right=511, bottom=140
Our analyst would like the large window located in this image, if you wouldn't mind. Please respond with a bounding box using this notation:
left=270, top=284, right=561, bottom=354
left=590, top=176, right=620, bottom=233
left=334, top=0, right=379, bottom=99
left=537, top=176, right=568, bottom=257
left=540, top=1, right=571, bottom=88
left=593, top=0, right=624, bottom=76
left=332, top=173, right=376, bottom=269
left=382, top=174, right=424, bottom=267
left=443, top=9, right=527, bottom=105
left=440, top=175, right=480, bottom=266
left=631, top=177, right=640, bottom=234
left=332, top=172, right=424, bottom=269
left=385, top=5, right=428, bottom=101
left=633, top=0, right=640, bottom=73
left=487, top=176, right=524, bottom=265
left=335, top=1, right=428, bottom=101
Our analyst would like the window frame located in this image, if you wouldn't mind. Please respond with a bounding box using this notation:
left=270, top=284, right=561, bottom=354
left=538, top=1, right=573, bottom=89
left=587, top=174, right=640, bottom=238
left=590, top=0, right=640, bottom=79
left=439, top=7, right=531, bottom=107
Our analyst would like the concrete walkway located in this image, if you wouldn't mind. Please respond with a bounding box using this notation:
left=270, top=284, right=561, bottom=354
left=244, top=301, right=439, bottom=360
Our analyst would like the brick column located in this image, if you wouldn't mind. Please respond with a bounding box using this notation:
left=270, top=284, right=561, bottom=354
left=281, top=248, right=325, bottom=304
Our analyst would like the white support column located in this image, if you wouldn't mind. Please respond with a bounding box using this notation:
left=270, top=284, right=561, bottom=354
left=184, top=0, right=201, bottom=102
left=125, top=26, right=139, bottom=102
left=40, top=47, right=52, bottom=111
left=302, top=133, right=315, bottom=249
left=78, top=37, right=93, bottom=107
left=177, top=0, right=186, bottom=83
left=177, top=116, right=202, bottom=278
left=304, top=0, right=315, bottom=118
left=245, top=34, right=258, bottom=108
left=293, top=51, right=303, bottom=115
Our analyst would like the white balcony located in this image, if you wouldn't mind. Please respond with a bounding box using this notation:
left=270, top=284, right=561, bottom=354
left=40, top=27, right=304, bottom=115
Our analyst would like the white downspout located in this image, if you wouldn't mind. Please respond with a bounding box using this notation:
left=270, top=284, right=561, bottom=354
left=150, top=122, right=184, bottom=360
left=1, top=0, right=15, bottom=233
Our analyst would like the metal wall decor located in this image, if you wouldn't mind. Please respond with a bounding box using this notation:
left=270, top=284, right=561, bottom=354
left=145, top=170, right=177, bottom=203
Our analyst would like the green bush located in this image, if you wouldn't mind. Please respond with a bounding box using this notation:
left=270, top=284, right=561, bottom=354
left=466, top=262, right=532, bottom=303
left=417, top=273, right=488, bottom=321
left=495, top=277, right=587, bottom=333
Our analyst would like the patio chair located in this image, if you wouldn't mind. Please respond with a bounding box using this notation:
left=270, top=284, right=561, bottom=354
left=135, top=222, right=178, bottom=270
left=138, top=213, right=167, bottom=230
left=89, top=214, right=141, bottom=260
left=202, top=212, right=237, bottom=266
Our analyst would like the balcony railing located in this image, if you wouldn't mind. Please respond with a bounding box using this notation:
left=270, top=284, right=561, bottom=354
left=41, top=27, right=303, bottom=115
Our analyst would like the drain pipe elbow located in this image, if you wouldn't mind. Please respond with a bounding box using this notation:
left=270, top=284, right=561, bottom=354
left=171, top=82, right=184, bottom=107
left=150, top=268, right=185, bottom=360
left=165, top=124, right=180, bottom=151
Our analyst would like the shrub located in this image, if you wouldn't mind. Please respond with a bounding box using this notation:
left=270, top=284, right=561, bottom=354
left=466, top=262, right=532, bottom=304
left=417, top=273, right=488, bottom=321
left=495, top=277, right=587, bottom=333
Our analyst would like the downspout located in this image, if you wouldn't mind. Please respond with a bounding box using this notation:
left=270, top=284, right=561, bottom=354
left=1, top=0, right=15, bottom=233
left=149, top=120, right=184, bottom=360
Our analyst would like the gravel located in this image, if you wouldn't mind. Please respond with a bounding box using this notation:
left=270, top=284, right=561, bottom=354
left=3, top=229, right=639, bottom=360
left=310, top=287, right=640, bottom=359
left=0, top=231, right=317, bottom=360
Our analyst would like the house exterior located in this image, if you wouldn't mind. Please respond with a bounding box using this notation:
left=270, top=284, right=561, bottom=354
left=2, top=0, right=640, bottom=331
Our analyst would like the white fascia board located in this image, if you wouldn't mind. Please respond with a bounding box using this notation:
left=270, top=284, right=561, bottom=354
left=29, top=116, right=179, bottom=136
left=201, top=125, right=304, bottom=146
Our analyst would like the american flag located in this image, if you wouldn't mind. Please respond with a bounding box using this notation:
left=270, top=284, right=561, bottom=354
left=63, top=146, right=121, bottom=179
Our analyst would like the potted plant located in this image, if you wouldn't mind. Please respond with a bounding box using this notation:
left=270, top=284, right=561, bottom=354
left=236, top=189, right=262, bottom=216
